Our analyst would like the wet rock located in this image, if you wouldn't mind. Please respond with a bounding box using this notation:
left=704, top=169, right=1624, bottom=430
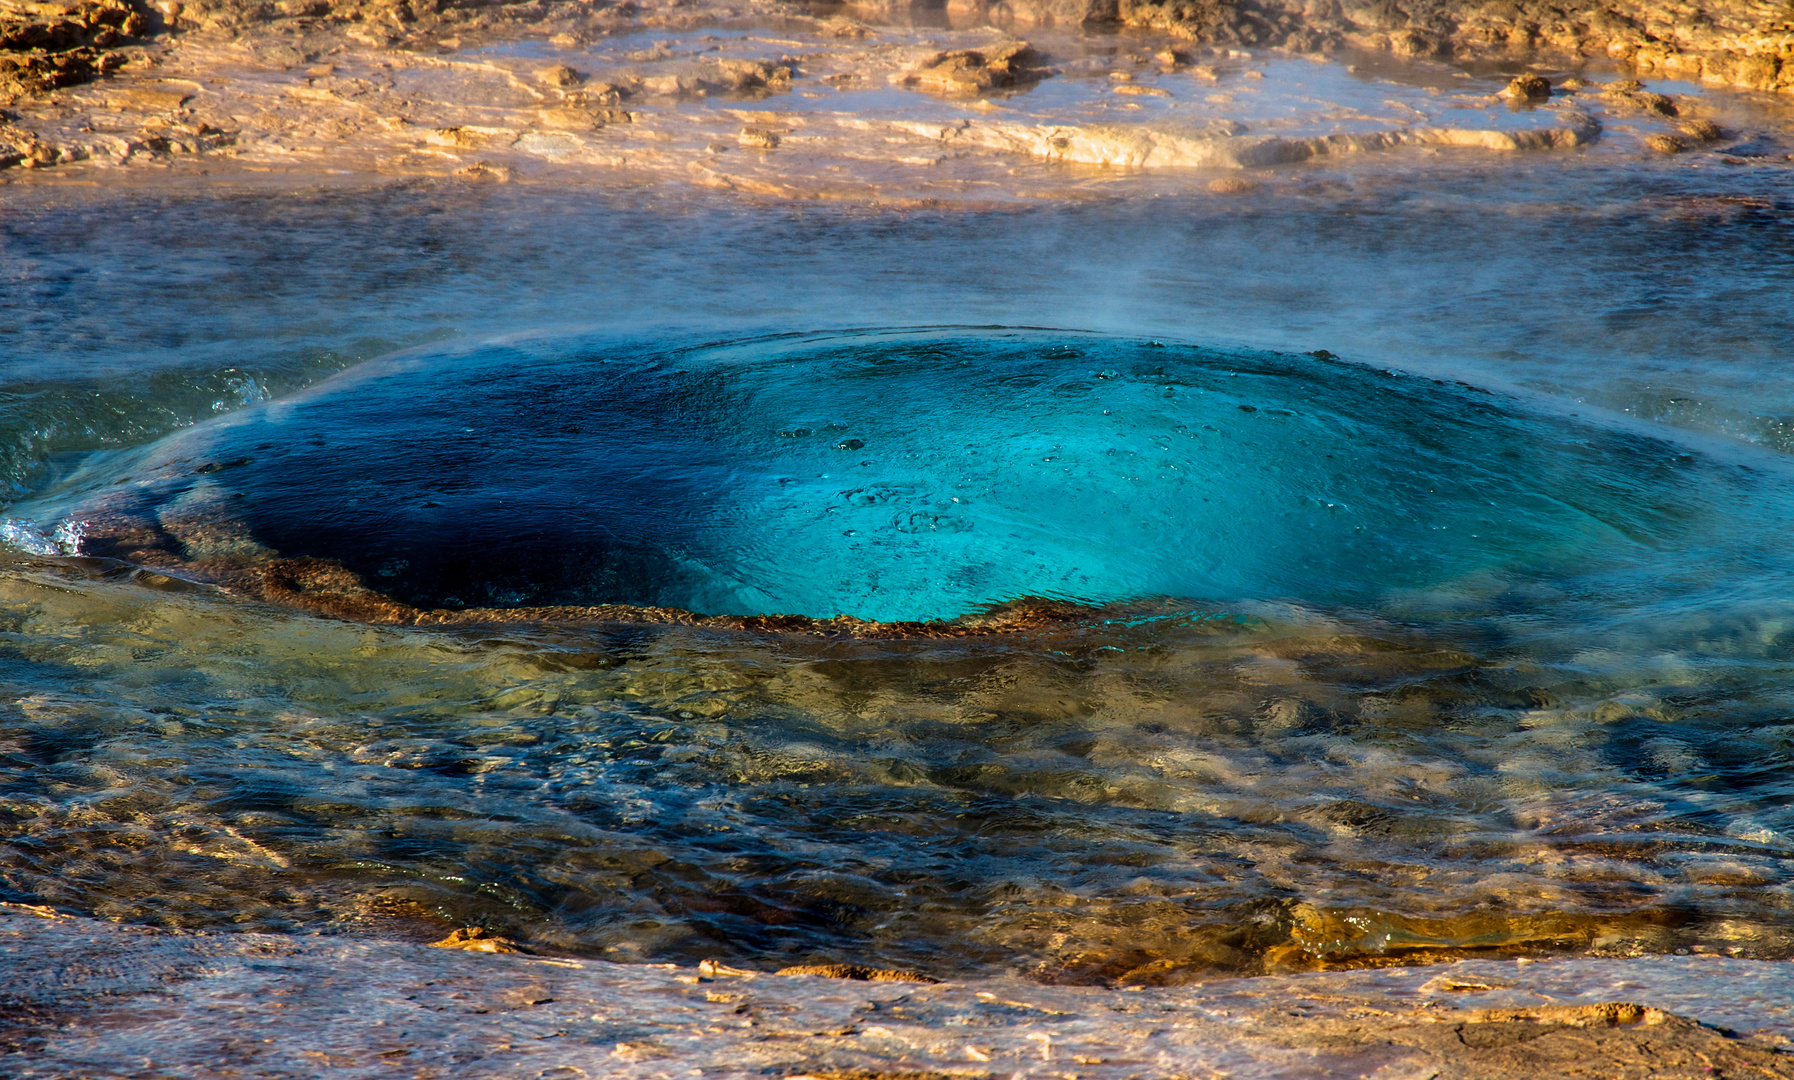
left=1681, top=118, right=1724, bottom=142
left=1100, top=0, right=1794, bottom=97
left=640, top=72, right=692, bottom=96
left=640, top=60, right=788, bottom=100
left=430, top=926, right=525, bottom=952
left=458, top=160, right=512, bottom=181
left=905, top=41, right=1039, bottom=94
left=106, top=84, right=191, bottom=110
left=776, top=962, right=940, bottom=983
left=1208, top=175, right=1260, bottom=193
left=1116, top=0, right=1265, bottom=45
left=1598, top=84, right=1682, bottom=119
left=572, top=80, right=629, bottom=105
left=737, top=125, right=779, bottom=149
left=537, top=86, right=629, bottom=129
left=0, top=0, right=141, bottom=103
left=0, top=125, right=60, bottom=166
left=939, top=115, right=1594, bottom=169
left=1501, top=72, right=1550, bottom=100
left=0, top=0, right=1786, bottom=192
left=1645, top=132, right=1686, bottom=154
left=427, top=124, right=513, bottom=148
left=536, top=62, right=583, bottom=88
left=537, top=104, right=599, bottom=129
left=8, top=908, right=1794, bottom=1079
left=710, top=56, right=790, bottom=93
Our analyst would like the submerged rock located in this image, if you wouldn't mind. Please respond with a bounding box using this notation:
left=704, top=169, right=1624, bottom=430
left=1208, top=174, right=1260, bottom=193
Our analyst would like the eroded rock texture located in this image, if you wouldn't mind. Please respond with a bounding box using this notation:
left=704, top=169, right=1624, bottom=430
left=0, top=0, right=144, bottom=104
left=928, top=0, right=1793, bottom=93
left=5, top=0, right=1792, bottom=114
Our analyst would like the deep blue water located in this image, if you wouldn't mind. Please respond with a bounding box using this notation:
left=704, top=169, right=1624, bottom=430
left=15, top=328, right=1787, bottom=627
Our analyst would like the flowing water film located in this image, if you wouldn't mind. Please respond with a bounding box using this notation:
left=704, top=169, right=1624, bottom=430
left=2, top=165, right=1794, bottom=990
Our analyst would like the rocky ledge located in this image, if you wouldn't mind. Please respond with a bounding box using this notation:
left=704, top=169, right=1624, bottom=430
left=0, top=0, right=1789, bottom=185
left=1102, top=0, right=1794, bottom=92
left=4, top=904, right=1793, bottom=1078
left=12, top=0, right=1794, bottom=101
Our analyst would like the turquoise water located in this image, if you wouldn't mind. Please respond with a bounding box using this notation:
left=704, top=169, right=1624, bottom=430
left=3, top=176, right=1794, bottom=980
left=11, top=328, right=1785, bottom=628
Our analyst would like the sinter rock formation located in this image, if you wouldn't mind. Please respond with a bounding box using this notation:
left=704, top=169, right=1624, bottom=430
left=1, top=0, right=1790, bottom=111
left=0, top=0, right=145, bottom=104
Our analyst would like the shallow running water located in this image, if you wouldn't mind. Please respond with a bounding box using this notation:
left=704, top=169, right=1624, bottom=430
left=2, top=149, right=1794, bottom=982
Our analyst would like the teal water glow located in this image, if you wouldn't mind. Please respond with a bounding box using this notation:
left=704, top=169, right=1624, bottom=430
left=12, top=328, right=1780, bottom=625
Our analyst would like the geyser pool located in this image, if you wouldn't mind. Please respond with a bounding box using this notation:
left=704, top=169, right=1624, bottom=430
left=13, top=328, right=1781, bottom=629
left=4, top=184, right=1794, bottom=987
